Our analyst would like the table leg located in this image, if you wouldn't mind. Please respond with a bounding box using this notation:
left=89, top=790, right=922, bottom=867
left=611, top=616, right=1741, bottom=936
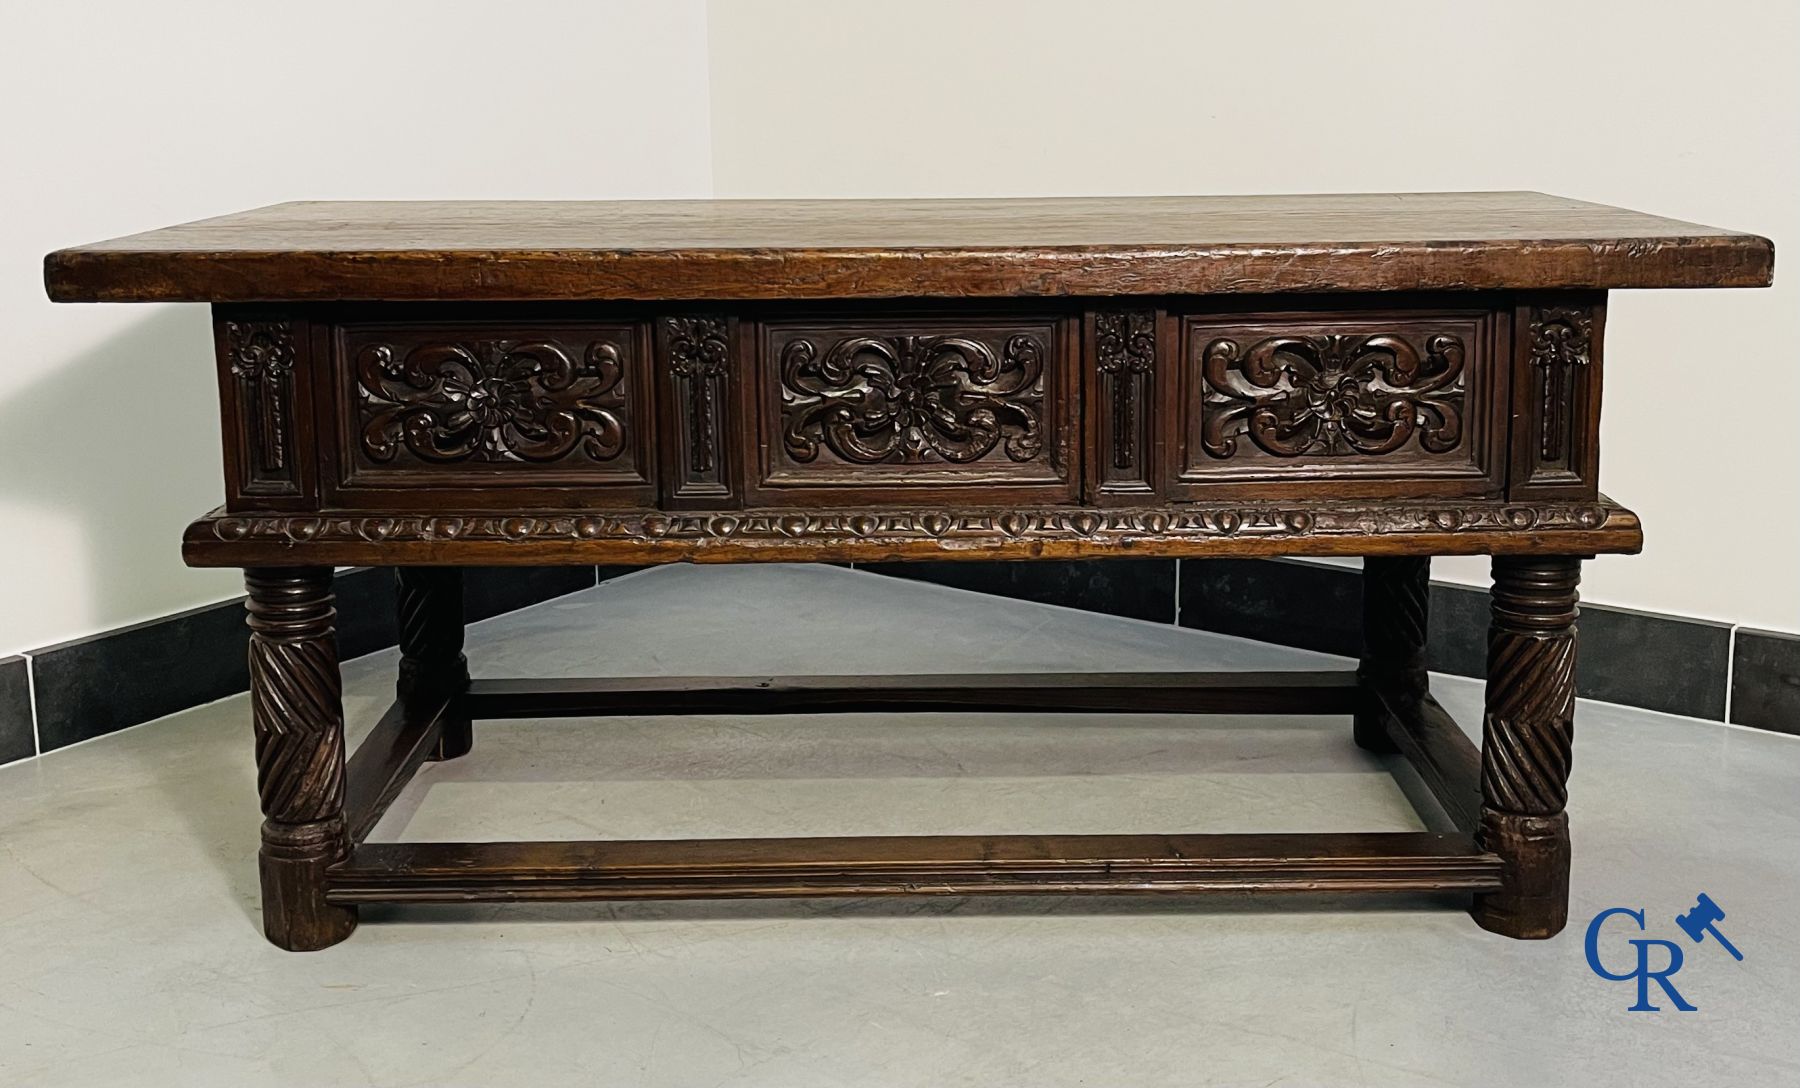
left=1472, top=555, right=1581, bottom=939
left=245, top=567, right=357, bottom=951
left=396, top=567, right=471, bottom=761
left=1355, top=556, right=1430, bottom=753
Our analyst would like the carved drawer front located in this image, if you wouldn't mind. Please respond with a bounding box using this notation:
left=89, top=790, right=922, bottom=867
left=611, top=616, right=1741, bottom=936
left=329, top=321, right=653, bottom=508
left=1172, top=308, right=1506, bottom=499
left=752, top=315, right=1077, bottom=503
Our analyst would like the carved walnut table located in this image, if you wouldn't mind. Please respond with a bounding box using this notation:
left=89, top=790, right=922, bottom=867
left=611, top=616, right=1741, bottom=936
left=44, top=194, right=1772, bottom=950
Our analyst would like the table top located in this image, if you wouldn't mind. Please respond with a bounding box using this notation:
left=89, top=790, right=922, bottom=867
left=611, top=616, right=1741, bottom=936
left=44, top=192, right=1772, bottom=303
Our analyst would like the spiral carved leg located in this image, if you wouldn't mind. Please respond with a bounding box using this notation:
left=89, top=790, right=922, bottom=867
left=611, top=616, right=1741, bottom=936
left=396, top=567, right=471, bottom=760
left=1354, top=556, right=1430, bottom=753
left=246, top=567, right=357, bottom=951
left=1472, top=556, right=1580, bottom=939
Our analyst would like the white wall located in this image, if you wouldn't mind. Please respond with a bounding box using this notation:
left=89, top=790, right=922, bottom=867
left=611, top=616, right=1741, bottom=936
left=707, top=0, right=1800, bottom=633
left=0, top=1, right=714, bottom=655
left=4, top=0, right=1794, bottom=655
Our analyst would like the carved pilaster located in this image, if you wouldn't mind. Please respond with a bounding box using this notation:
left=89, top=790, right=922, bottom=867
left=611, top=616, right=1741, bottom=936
left=245, top=567, right=356, bottom=950
left=1472, top=555, right=1580, bottom=939
left=1095, top=310, right=1156, bottom=480
left=660, top=315, right=733, bottom=500
left=222, top=318, right=310, bottom=501
left=1510, top=297, right=1604, bottom=499
left=395, top=567, right=471, bottom=759
left=1354, top=556, right=1431, bottom=752
left=1528, top=307, right=1592, bottom=464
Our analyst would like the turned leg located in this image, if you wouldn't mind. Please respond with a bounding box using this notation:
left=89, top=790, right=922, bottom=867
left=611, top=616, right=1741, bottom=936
left=1354, top=556, right=1430, bottom=753
left=1472, top=556, right=1581, bottom=939
left=245, top=567, right=357, bottom=951
left=396, top=567, right=471, bottom=761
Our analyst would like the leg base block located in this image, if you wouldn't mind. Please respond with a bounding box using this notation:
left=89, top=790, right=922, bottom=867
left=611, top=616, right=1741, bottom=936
left=260, top=818, right=358, bottom=951
left=1471, top=810, right=1569, bottom=939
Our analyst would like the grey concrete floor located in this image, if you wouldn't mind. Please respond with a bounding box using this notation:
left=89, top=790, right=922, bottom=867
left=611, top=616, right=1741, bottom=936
left=1, top=563, right=1796, bottom=1087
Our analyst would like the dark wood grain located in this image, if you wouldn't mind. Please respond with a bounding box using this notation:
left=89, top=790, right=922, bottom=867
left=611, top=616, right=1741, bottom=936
left=394, top=567, right=471, bottom=760
left=1366, top=688, right=1484, bottom=835
left=325, top=833, right=1504, bottom=903
left=44, top=193, right=1773, bottom=303
left=341, top=696, right=448, bottom=844
left=461, top=671, right=1363, bottom=719
left=1473, top=556, right=1581, bottom=939
left=1355, top=556, right=1432, bottom=753
left=245, top=567, right=357, bottom=950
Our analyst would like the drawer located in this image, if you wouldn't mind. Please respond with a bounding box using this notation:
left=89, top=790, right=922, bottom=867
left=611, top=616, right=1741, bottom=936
left=748, top=314, right=1078, bottom=504
left=327, top=320, right=654, bottom=508
left=1170, top=307, right=1507, bottom=499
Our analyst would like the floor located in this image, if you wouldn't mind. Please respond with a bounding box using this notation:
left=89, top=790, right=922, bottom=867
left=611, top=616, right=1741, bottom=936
left=1, top=564, right=1795, bottom=1088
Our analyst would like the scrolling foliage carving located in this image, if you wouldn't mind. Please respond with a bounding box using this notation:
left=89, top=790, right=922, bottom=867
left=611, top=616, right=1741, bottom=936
left=781, top=333, right=1046, bottom=465
left=356, top=339, right=626, bottom=464
left=1201, top=333, right=1465, bottom=458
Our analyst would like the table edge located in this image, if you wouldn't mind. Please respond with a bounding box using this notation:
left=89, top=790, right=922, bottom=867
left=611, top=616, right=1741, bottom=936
left=45, top=236, right=1774, bottom=302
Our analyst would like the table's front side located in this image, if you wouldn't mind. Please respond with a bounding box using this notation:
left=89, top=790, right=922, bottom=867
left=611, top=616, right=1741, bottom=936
left=180, top=291, right=1640, bottom=568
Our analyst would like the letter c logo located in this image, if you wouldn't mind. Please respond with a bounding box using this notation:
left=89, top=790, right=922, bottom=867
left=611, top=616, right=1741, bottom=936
left=1585, top=906, right=1646, bottom=981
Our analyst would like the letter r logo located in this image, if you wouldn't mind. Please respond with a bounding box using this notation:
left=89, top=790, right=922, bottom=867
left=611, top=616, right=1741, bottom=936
left=1585, top=906, right=1697, bottom=1012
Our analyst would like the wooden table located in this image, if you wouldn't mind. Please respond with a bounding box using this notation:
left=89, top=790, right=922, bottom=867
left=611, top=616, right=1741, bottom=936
left=45, top=194, right=1772, bottom=951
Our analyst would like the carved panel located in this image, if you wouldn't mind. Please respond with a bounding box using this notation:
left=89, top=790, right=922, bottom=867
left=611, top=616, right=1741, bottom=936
left=1094, top=310, right=1157, bottom=492
left=1509, top=298, right=1603, bottom=500
left=357, top=340, right=625, bottom=464
left=756, top=316, right=1073, bottom=499
left=1174, top=309, right=1504, bottom=499
left=332, top=322, right=650, bottom=504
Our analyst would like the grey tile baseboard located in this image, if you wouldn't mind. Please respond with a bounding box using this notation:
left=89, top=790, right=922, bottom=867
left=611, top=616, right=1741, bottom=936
left=16, top=566, right=634, bottom=759
left=1178, top=559, right=1731, bottom=721
left=864, top=557, right=1798, bottom=734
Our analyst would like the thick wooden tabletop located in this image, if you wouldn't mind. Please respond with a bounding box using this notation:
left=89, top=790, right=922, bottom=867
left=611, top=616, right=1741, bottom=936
left=44, top=192, right=1771, bottom=303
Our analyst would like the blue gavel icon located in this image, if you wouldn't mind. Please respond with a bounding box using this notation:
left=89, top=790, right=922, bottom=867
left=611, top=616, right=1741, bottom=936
left=1674, top=893, right=1742, bottom=961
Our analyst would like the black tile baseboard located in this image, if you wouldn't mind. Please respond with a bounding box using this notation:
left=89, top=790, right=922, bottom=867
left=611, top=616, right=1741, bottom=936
left=22, top=566, right=625, bottom=757
left=862, top=556, right=1794, bottom=731
left=859, top=559, right=1177, bottom=624
left=0, top=656, right=32, bottom=766
left=1177, top=558, right=1733, bottom=721
left=1731, top=629, right=1800, bottom=736
left=1174, top=558, right=1361, bottom=656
